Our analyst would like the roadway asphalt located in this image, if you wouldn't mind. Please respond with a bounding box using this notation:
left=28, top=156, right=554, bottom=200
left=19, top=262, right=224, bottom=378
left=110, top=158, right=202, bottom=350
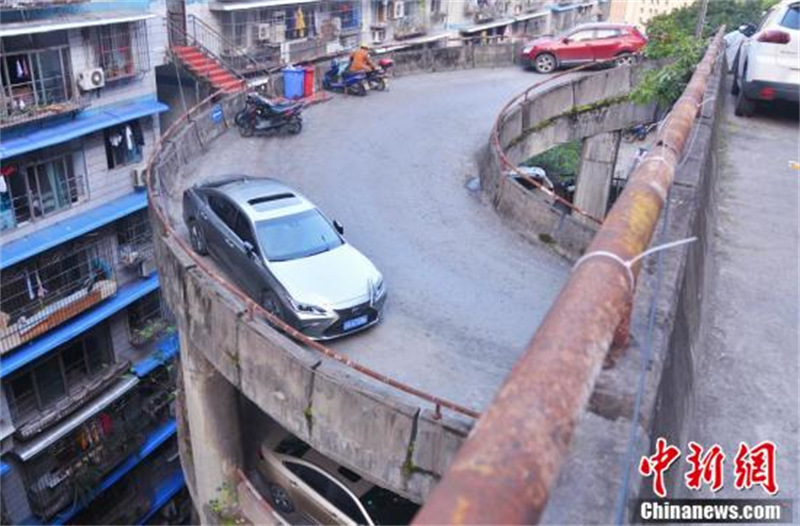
left=179, top=68, right=571, bottom=415
left=682, top=77, right=798, bottom=501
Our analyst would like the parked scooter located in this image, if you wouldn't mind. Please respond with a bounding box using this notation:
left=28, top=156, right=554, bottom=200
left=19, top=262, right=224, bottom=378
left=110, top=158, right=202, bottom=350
left=322, top=59, right=369, bottom=96
left=234, top=93, right=303, bottom=137
left=366, top=58, right=394, bottom=91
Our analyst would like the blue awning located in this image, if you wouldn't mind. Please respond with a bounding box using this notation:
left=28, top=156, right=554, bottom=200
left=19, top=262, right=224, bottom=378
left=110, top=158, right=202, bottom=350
left=133, top=332, right=180, bottom=378
left=0, top=191, right=148, bottom=270
left=0, top=97, right=169, bottom=160
left=136, top=470, right=186, bottom=525
left=1, top=273, right=160, bottom=378
left=0, top=461, right=10, bottom=477
left=50, top=419, right=177, bottom=525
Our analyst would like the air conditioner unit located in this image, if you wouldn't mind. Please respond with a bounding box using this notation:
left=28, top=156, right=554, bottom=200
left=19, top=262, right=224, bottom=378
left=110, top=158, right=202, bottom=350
left=257, top=23, right=272, bottom=41
left=271, top=23, right=287, bottom=43
left=132, top=168, right=146, bottom=189
left=392, top=1, right=405, bottom=19
left=77, top=68, right=105, bottom=91
left=139, top=257, right=156, bottom=278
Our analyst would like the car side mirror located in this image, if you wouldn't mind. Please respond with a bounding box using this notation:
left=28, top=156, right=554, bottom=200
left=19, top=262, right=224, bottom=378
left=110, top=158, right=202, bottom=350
left=739, top=23, right=756, bottom=36
left=333, top=220, right=344, bottom=235
left=562, top=37, right=570, bottom=44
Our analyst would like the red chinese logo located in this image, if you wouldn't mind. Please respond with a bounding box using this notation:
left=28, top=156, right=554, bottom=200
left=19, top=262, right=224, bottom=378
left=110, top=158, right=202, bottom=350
left=639, top=437, right=681, bottom=498
left=685, top=441, right=726, bottom=492
left=733, top=441, right=779, bottom=495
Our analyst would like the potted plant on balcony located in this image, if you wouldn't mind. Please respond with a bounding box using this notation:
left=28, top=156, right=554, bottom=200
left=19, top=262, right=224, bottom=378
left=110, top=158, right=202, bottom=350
left=130, top=318, right=170, bottom=347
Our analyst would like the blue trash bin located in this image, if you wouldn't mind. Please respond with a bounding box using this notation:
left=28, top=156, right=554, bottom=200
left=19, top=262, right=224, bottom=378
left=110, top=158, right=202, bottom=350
left=283, top=66, right=305, bottom=99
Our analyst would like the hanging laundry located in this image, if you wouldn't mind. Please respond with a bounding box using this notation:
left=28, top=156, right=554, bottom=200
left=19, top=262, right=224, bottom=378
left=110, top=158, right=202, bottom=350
left=99, top=413, right=113, bottom=435
left=125, top=125, right=134, bottom=151
left=35, top=270, right=47, bottom=299
left=0, top=165, right=16, bottom=177
left=24, top=268, right=34, bottom=300
left=15, top=59, right=23, bottom=79
left=109, top=133, right=123, bottom=147
left=0, top=176, right=7, bottom=194
left=78, top=429, right=90, bottom=450
left=132, top=123, right=145, bottom=146
left=21, top=58, right=28, bottom=78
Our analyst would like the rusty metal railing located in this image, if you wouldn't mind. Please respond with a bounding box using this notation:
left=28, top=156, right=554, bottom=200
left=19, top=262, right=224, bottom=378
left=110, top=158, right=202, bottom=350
left=145, top=92, right=481, bottom=421
left=413, top=28, right=725, bottom=525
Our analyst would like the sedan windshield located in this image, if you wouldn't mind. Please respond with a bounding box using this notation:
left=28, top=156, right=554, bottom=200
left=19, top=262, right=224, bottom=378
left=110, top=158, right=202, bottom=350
left=256, top=209, right=343, bottom=262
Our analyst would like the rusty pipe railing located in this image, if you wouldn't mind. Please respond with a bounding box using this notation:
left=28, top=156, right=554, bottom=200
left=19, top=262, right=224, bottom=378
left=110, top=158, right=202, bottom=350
left=413, top=28, right=725, bottom=525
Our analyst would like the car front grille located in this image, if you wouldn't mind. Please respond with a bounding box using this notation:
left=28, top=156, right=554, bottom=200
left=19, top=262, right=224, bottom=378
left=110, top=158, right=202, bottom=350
left=323, top=302, right=378, bottom=338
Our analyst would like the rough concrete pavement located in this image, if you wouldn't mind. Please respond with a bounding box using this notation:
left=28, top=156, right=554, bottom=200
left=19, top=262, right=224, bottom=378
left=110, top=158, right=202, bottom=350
left=187, top=68, right=571, bottom=413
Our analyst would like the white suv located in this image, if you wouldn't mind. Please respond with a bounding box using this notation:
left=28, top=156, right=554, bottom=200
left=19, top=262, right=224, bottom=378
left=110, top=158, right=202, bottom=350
left=732, top=0, right=800, bottom=116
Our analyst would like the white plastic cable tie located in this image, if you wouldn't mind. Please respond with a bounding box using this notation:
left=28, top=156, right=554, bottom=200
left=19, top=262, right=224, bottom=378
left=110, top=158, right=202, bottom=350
left=573, top=237, right=698, bottom=291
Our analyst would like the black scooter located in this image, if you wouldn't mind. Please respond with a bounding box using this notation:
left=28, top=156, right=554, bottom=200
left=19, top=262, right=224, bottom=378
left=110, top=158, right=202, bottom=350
left=234, top=93, right=303, bottom=137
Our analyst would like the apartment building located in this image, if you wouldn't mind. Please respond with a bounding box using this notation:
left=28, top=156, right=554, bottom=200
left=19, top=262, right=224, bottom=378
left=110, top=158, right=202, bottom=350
left=0, top=1, right=189, bottom=524
left=164, top=0, right=605, bottom=80
left=609, top=0, right=694, bottom=28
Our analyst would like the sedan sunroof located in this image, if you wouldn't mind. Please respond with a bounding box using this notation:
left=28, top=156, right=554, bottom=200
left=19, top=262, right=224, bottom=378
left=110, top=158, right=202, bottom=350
left=248, top=193, right=295, bottom=205
left=248, top=193, right=301, bottom=213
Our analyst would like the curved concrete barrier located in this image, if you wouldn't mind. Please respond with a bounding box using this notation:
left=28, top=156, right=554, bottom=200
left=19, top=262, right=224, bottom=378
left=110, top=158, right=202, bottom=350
left=148, top=45, right=532, bottom=510
left=483, top=64, right=659, bottom=260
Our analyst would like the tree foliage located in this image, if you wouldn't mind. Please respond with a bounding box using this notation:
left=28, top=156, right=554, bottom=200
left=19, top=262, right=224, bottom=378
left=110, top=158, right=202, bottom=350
left=630, top=0, right=779, bottom=106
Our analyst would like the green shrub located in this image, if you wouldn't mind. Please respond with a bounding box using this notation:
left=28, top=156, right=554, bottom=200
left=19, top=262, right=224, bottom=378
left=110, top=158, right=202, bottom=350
left=630, top=0, right=779, bottom=106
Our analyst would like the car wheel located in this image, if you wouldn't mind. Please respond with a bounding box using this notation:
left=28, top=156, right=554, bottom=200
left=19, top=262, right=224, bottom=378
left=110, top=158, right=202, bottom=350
left=188, top=221, right=208, bottom=256
left=260, top=290, right=284, bottom=319
left=268, top=484, right=295, bottom=514
left=734, top=85, right=756, bottom=117
left=615, top=53, right=636, bottom=67
left=533, top=53, right=556, bottom=74
left=731, top=52, right=741, bottom=95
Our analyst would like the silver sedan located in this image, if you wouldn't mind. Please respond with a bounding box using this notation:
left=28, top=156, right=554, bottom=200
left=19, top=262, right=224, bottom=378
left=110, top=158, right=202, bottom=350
left=183, top=176, right=386, bottom=339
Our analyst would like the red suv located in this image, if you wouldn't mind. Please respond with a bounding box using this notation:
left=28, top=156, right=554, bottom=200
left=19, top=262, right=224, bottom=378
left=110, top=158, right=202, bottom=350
left=521, top=23, right=648, bottom=73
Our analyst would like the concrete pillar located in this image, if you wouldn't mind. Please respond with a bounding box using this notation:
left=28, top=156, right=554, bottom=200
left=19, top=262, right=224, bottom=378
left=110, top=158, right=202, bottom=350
left=574, top=131, right=620, bottom=223
left=180, top=338, right=243, bottom=525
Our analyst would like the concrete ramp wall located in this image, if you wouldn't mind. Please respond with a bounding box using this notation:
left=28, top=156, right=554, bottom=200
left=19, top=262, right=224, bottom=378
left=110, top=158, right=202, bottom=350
left=483, top=64, right=659, bottom=260
left=154, top=229, right=468, bottom=505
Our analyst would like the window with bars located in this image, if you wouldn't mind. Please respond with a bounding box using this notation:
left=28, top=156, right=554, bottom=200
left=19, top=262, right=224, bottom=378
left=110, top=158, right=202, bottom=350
left=104, top=119, right=144, bottom=169
left=4, top=324, right=113, bottom=424
left=127, top=291, right=169, bottom=347
left=90, top=21, right=150, bottom=82
left=0, top=236, right=116, bottom=354
left=116, top=209, right=153, bottom=267
left=0, top=144, right=86, bottom=231
left=0, top=32, right=75, bottom=122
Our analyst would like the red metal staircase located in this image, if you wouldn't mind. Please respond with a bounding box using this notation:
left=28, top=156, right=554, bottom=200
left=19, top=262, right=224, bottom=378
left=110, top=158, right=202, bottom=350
left=171, top=45, right=246, bottom=94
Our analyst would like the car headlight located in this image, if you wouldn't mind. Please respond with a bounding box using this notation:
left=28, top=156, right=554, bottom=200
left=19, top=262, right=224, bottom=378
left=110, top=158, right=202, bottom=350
left=522, top=46, right=534, bottom=55
left=371, top=276, right=386, bottom=303
left=287, top=296, right=330, bottom=317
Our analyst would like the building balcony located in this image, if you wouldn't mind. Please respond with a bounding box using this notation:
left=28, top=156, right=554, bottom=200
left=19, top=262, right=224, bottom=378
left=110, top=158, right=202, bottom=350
left=0, top=0, right=90, bottom=8
left=0, top=238, right=119, bottom=355
left=0, top=90, right=89, bottom=130
left=393, top=16, right=428, bottom=40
